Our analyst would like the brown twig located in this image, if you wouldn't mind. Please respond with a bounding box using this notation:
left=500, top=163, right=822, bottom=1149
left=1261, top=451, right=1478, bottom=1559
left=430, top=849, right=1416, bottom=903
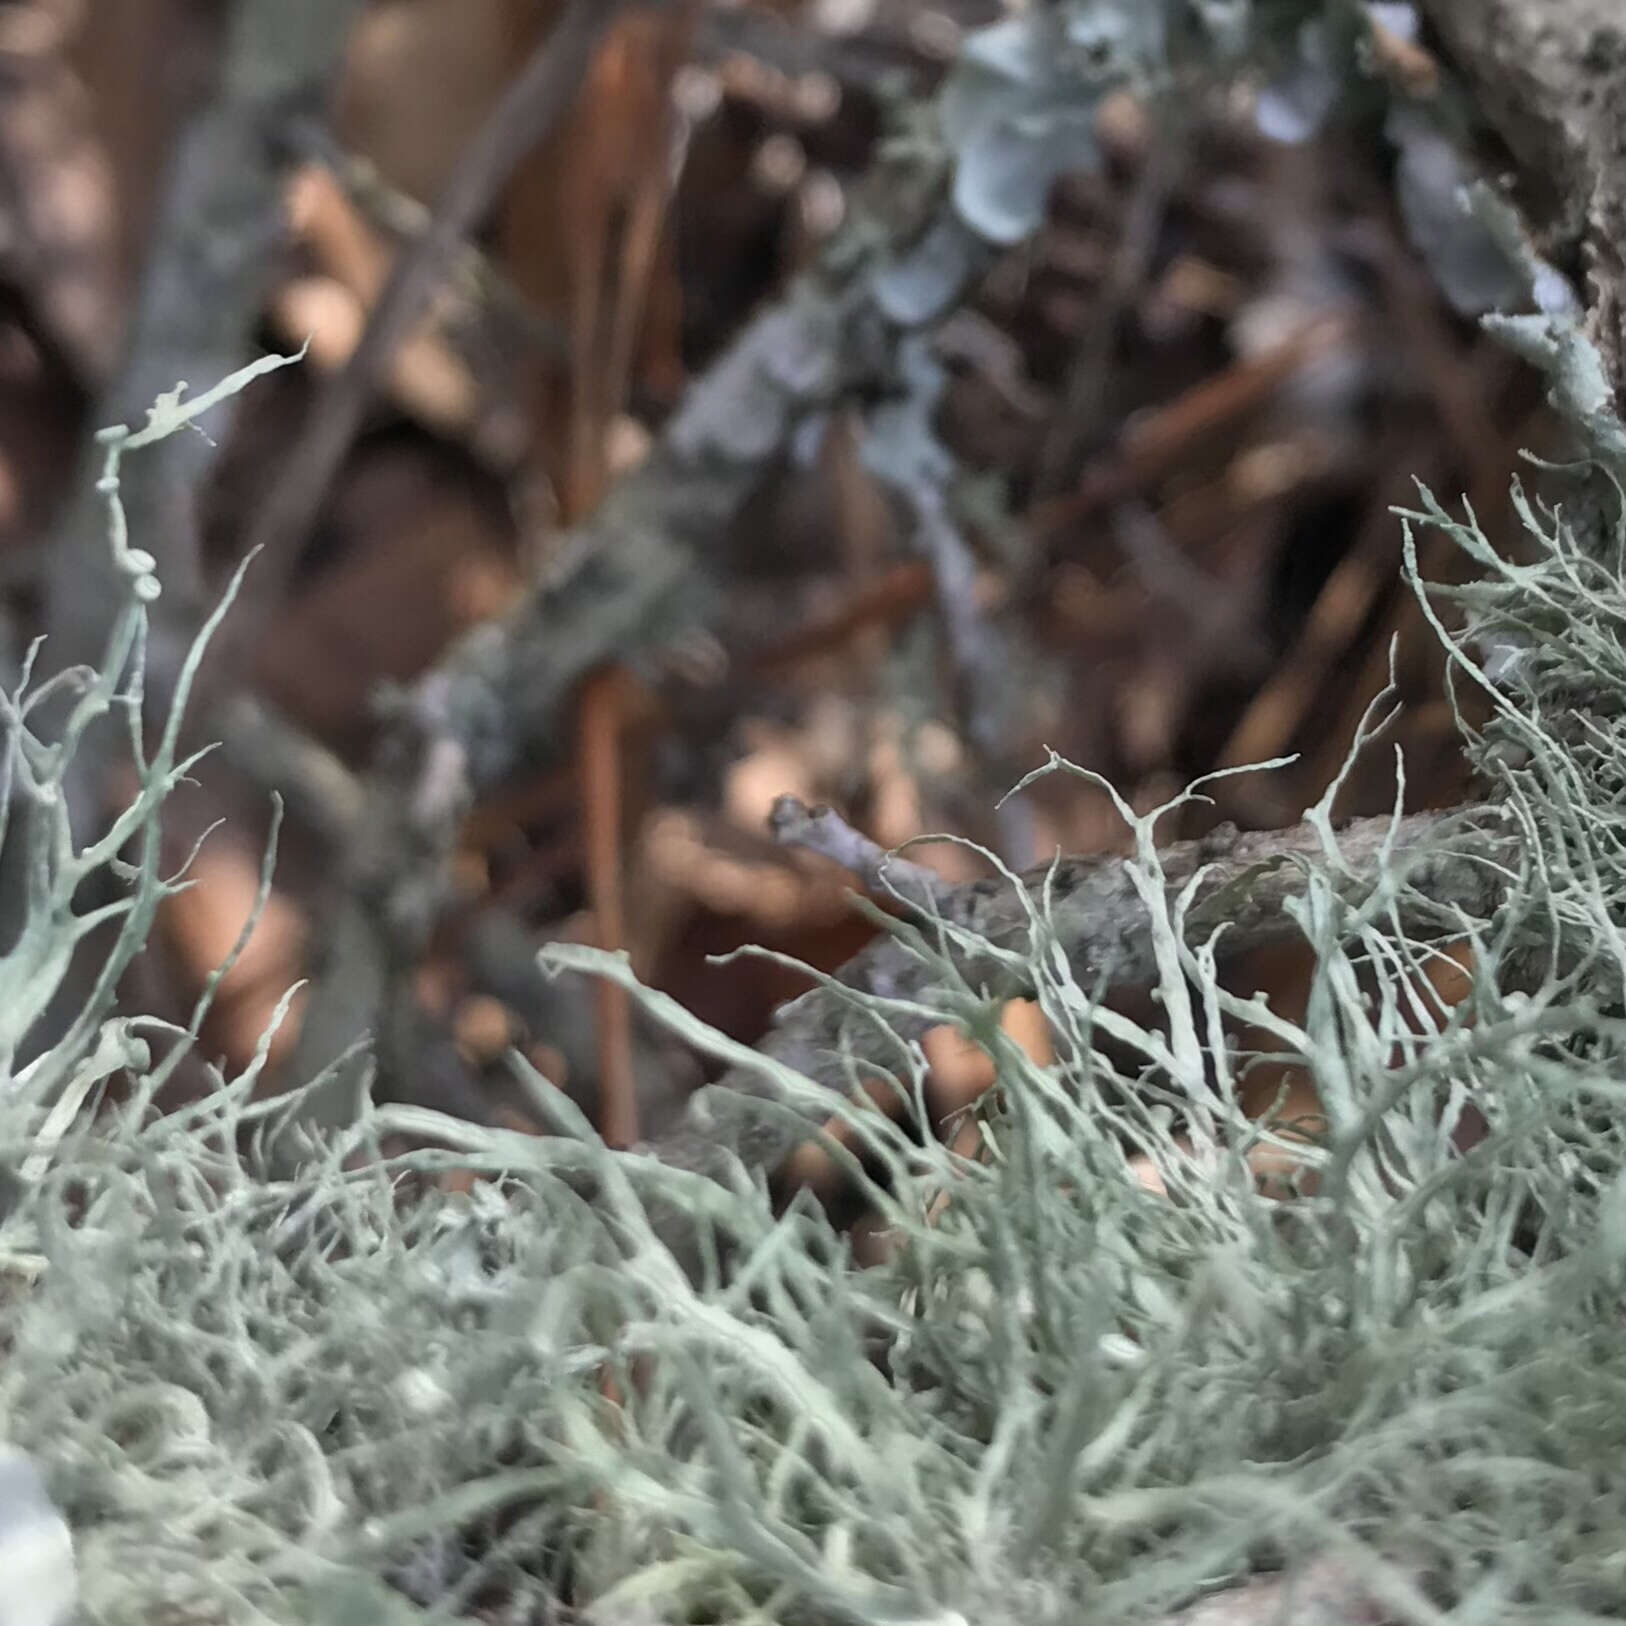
left=239, top=0, right=637, bottom=591
left=579, top=667, right=639, bottom=1150
left=600, top=2, right=702, bottom=463
left=1027, top=315, right=1348, bottom=551
left=1033, top=127, right=1183, bottom=497
left=748, top=561, right=934, bottom=671
left=275, top=115, right=569, bottom=360
left=1216, top=441, right=1434, bottom=777
left=460, top=767, right=577, bottom=850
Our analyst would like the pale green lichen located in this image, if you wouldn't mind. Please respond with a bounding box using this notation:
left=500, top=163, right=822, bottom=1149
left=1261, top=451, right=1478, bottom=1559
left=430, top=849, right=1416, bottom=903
left=1, top=321, right=1622, bottom=1620
left=2, top=6, right=1624, bottom=1622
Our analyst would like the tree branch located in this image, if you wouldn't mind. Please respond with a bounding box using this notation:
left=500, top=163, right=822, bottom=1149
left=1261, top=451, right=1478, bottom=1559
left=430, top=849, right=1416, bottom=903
left=45, top=0, right=369, bottom=693
left=769, top=793, right=952, bottom=916
left=21, top=0, right=367, bottom=1071
left=1418, top=0, right=1626, bottom=391
left=233, top=0, right=639, bottom=601
left=643, top=805, right=1519, bottom=1181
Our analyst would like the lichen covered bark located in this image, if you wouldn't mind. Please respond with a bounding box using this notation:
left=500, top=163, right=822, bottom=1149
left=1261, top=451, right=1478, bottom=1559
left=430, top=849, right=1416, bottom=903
left=1421, top=0, right=1626, bottom=390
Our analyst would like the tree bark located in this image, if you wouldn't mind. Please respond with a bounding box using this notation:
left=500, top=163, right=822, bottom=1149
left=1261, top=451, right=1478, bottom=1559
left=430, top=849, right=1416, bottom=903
left=636, top=807, right=1519, bottom=1181
left=1420, top=0, right=1626, bottom=392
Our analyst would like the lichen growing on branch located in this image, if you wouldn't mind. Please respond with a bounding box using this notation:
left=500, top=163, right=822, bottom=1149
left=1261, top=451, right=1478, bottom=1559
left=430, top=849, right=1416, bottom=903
left=3, top=5, right=1626, bottom=1622
left=1, top=313, right=1624, bottom=1619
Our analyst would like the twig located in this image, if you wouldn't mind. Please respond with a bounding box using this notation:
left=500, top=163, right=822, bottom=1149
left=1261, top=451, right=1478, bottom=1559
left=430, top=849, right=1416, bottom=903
left=274, top=114, right=568, bottom=360
left=599, top=3, right=702, bottom=491
left=644, top=805, right=1517, bottom=1182
left=1110, top=498, right=1252, bottom=645
left=212, top=693, right=364, bottom=852
left=25, top=0, right=368, bottom=1072
left=909, top=480, right=1010, bottom=757
left=862, top=337, right=1034, bottom=853
left=578, top=668, right=638, bottom=1149
left=43, top=0, right=369, bottom=698
left=769, top=793, right=950, bottom=916
left=1026, top=315, right=1348, bottom=552
left=1034, top=126, right=1183, bottom=497
left=239, top=0, right=638, bottom=582
left=276, top=7, right=1212, bottom=1145
left=275, top=318, right=780, bottom=1133
left=746, top=560, right=933, bottom=670
left=1216, top=443, right=1436, bottom=778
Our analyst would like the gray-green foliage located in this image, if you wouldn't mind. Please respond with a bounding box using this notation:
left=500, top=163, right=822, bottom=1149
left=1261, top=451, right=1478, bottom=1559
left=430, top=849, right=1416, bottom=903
left=3, top=7, right=1626, bottom=1625
left=2, top=333, right=1624, bottom=1621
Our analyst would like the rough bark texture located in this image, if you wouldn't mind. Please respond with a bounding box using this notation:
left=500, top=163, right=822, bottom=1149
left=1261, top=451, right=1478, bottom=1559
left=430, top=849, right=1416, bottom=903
left=646, top=808, right=1520, bottom=1182
left=1421, top=0, right=1626, bottom=392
